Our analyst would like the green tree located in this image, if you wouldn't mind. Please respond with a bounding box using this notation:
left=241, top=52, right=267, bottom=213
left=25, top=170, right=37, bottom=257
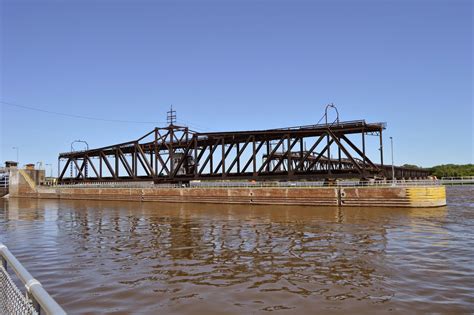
left=429, top=164, right=474, bottom=177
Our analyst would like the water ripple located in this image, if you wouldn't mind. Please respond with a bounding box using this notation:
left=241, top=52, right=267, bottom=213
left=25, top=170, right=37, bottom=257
left=0, top=186, right=473, bottom=314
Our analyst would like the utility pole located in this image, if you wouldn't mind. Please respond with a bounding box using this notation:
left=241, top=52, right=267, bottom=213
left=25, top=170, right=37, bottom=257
left=167, top=105, right=176, bottom=126
left=46, top=163, right=53, bottom=178
left=390, top=136, right=395, bottom=184
left=12, top=147, right=19, bottom=165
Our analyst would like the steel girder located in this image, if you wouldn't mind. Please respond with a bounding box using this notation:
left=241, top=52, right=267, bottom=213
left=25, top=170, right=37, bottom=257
left=58, top=120, right=407, bottom=184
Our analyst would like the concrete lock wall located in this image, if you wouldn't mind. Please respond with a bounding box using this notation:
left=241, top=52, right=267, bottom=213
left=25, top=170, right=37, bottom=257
left=340, top=186, right=446, bottom=207
left=7, top=169, right=446, bottom=208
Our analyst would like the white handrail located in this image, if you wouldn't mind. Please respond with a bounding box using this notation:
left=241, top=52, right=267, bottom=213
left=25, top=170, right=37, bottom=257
left=52, top=179, right=448, bottom=189
left=0, top=243, right=66, bottom=315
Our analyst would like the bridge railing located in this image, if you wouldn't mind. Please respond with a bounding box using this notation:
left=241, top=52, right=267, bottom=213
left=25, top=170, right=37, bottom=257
left=189, top=180, right=442, bottom=188
left=54, top=181, right=157, bottom=188
left=0, top=243, right=66, bottom=315
left=0, top=173, right=8, bottom=189
left=440, top=176, right=474, bottom=180
left=52, top=179, right=442, bottom=189
left=440, top=177, right=474, bottom=185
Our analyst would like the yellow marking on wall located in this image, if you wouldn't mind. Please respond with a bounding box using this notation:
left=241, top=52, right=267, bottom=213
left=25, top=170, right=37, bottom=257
left=19, top=169, right=36, bottom=190
left=406, top=186, right=446, bottom=206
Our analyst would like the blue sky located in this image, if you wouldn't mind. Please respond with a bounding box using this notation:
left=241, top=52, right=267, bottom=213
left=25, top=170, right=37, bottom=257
left=1, top=0, right=472, bottom=174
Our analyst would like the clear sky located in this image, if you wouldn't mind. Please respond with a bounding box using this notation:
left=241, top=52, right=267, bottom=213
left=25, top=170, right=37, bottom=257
left=1, top=0, right=472, bottom=175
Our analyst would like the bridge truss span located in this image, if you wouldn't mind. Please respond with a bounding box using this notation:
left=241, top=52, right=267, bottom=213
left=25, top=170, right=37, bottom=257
left=58, top=120, right=392, bottom=184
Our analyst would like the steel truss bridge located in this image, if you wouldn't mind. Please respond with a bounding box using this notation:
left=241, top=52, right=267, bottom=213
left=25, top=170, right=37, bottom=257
left=58, top=120, right=430, bottom=184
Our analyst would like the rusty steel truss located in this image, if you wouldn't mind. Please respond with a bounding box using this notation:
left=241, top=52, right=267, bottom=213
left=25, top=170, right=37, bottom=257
left=57, top=120, right=429, bottom=184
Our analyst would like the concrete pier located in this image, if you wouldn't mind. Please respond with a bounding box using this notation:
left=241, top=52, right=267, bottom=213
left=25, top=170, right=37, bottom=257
left=6, top=169, right=446, bottom=208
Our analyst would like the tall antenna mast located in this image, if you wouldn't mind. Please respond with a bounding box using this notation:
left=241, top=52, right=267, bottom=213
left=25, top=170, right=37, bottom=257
left=167, top=105, right=176, bottom=126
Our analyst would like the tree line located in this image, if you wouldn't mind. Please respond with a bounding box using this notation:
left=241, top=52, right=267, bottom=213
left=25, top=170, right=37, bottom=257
left=402, top=164, right=474, bottom=177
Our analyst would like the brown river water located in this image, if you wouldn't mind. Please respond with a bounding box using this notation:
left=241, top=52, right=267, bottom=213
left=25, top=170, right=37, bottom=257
left=1, top=186, right=473, bottom=314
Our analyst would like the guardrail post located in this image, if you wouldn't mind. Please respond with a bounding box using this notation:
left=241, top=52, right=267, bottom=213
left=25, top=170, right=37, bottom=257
left=1, top=243, right=66, bottom=315
left=29, top=292, right=41, bottom=314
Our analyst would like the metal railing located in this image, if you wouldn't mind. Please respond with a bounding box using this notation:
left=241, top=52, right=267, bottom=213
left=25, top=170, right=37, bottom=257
left=0, top=173, right=8, bottom=189
left=187, top=179, right=441, bottom=188
left=0, top=243, right=66, bottom=315
left=335, top=179, right=441, bottom=187
left=49, top=175, right=474, bottom=189
left=55, top=181, right=157, bottom=189
left=52, top=179, right=442, bottom=189
left=440, top=176, right=474, bottom=185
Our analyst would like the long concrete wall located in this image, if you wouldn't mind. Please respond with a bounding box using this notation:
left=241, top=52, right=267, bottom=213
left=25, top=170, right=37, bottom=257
left=6, top=169, right=446, bottom=208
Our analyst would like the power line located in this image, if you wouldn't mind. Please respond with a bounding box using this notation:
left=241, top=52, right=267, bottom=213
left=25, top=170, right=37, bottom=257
left=1, top=100, right=167, bottom=124
left=167, top=104, right=177, bottom=125
left=176, top=119, right=210, bottom=132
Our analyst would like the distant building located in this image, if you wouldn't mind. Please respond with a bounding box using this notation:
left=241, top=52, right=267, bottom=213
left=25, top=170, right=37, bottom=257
left=5, top=161, right=18, bottom=168
left=2, top=161, right=45, bottom=186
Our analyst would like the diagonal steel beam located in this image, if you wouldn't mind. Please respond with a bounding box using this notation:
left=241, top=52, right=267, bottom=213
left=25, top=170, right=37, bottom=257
left=158, top=155, right=171, bottom=176
left=327, top=130, right=362, bottom=173
left=58, top=159, right=71, bottom=180
left=155, top=151, right=170, bottom=176
left=257, top=137, right=285, bottom=174
left=100, top=151, right=116, bottom=178
left=152, top=131, right=171, bottom=176
left=171, top=141, right=195, bottom=177
left=71, top=158, right=84, bottom=179
left=295, top=135, right=325, bottom=171
left=136, top=149, right=152, bottom=176
left=305, top=138, right=334, bottom=171
left=193, top=144, right=208, bottom=177
left=340, top=134, right=379, bottom=170
left=272, top=137, right=300, bottom=173
left=74, top=158, right=87, bottom=179
left=85, top=155, right=100, bottom=178
left=117, top=147, right=134, bottom=177
left=198, top=138, right=221, bottom=174
left=214, top=142, right=234, bottom=174
left=136, top=144, right=155, bottom=176
left=242, top=138, right=265, bottom=173
left=226, top=135, right=252, bottom=175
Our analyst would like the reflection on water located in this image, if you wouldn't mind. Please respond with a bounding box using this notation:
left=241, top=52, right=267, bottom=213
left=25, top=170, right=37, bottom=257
left=0, top=186, right=473, bottom=314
